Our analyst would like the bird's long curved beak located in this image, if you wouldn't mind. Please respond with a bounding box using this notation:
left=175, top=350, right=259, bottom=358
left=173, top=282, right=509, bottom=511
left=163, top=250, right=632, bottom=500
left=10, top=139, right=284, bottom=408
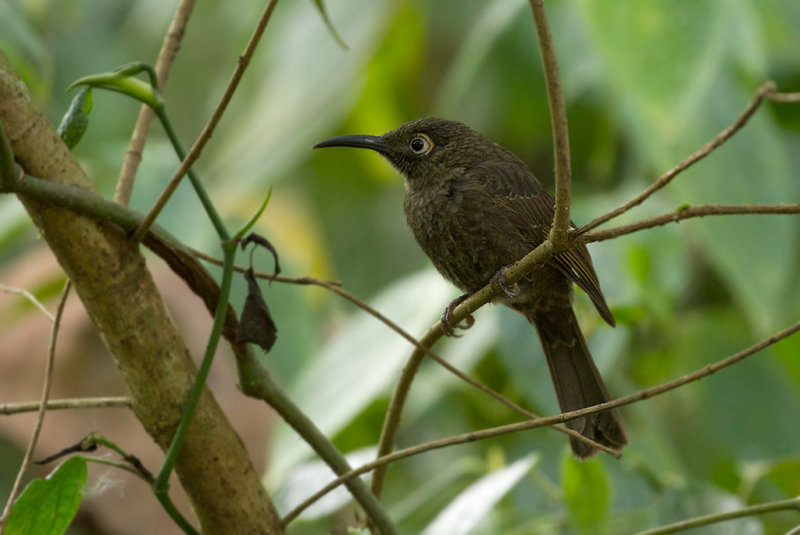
left=313, top=134, right=388, bottom=153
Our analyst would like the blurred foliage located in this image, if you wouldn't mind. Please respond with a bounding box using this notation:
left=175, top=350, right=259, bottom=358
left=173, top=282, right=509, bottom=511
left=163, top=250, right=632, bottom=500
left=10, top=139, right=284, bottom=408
left=2, top=0, right=800, bottom=533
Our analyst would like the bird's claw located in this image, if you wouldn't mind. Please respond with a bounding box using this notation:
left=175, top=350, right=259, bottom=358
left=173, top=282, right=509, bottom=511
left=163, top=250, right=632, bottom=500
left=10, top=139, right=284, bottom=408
left=493, top=265, right=520, bottom=298
left=440, top=294, right=474, bottom=337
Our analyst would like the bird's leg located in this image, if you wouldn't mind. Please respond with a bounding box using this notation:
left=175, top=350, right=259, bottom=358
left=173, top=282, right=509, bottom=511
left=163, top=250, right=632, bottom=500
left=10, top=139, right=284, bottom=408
left=491, top=264, right=520, bottom=298
left=440, top=293, right=475, bottom=337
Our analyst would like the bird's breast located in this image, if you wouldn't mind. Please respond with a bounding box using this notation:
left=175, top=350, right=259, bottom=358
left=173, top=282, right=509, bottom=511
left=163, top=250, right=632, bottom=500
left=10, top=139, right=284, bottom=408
left=403, top=180, right=513, bottom=292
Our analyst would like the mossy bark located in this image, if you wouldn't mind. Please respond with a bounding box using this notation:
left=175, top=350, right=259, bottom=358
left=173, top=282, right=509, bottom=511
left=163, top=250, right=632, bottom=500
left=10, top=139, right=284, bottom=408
left=0, top=52, right=284, bottom=534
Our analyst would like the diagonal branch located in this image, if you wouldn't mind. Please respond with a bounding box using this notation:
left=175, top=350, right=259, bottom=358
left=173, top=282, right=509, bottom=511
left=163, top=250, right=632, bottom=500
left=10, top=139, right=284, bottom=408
left=115, top=0, right=196, bottom=206
left=286, top=318, right=800, bottom=519
left=131, top=0, right=281, bottom=243
left=578, top=81, right=779, bottom=235
left=584, top=203, right=800, bottom=243
left=635, top=496, right=800, bottom=535
left=0, top=281, right=70, bottom=528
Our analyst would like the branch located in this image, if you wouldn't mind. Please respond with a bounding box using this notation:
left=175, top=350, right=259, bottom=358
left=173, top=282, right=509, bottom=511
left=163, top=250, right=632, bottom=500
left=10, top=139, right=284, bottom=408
left=584, top=203, right=800, bottom=243
left=233, top=349, right=399, bottom=535
left=528, top=0, right=572, bottom=245
left=0, top=397, right=132, bottom=415
left=578, top=81, right=779, bottom=235
left=635, top=496, right=800, bottom=535
left=369, top=240, right=556, bottom=498
left=115, top=0, right=196, bottom=206
left=131, top=0, right=281, bottom=242
left=288, top=318, right=800, bottom=516
left=0, top=281, right=69, bottom=528
left=0, top=283, right=56, bottom=322
left=1, top=50, right=283, bottom=533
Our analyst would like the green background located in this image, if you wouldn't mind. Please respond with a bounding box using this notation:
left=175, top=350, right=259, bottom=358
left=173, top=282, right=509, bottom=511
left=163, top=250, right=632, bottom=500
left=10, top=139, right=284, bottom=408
left=2, top=0, right=800, bottom=533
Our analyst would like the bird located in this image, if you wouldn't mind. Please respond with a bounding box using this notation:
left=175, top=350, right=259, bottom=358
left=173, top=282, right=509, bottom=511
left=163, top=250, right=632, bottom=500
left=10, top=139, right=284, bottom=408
left=314, top=117, right=627, bottom=458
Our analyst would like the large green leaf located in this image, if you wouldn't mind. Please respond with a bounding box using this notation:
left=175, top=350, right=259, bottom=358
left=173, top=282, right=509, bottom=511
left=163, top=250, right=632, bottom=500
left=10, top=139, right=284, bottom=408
left=266, top=269, right=453, bottom=487
left=421, top=455, right=537, bottom=535
left=5, top=457, right=88, bottom=535
left=562, top=454, right=611, bottom=534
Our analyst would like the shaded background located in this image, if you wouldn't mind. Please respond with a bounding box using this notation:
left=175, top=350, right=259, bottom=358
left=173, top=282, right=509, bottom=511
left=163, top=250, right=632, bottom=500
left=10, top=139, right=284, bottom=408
left=2, top=0, right=800, bottom=533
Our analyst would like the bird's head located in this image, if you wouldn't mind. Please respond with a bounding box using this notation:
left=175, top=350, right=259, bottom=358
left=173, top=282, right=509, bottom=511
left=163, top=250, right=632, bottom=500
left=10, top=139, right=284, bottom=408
left=314, top=117, right=502, bottom=184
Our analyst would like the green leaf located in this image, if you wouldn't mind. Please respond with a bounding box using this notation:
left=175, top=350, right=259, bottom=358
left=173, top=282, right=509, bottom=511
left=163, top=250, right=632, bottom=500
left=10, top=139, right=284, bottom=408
left=421, top=455, right=537, bottom=535
left=5, top=457, right=88, bottom=535
left=311, top=0, right=348, bottom=49
left=562, top=455, right=611, bottom=534
left=266, top=269, right=453, bottom=487
left=57, top=87, right=93, bottom=150
left=68, top=63, right=161, bottom=110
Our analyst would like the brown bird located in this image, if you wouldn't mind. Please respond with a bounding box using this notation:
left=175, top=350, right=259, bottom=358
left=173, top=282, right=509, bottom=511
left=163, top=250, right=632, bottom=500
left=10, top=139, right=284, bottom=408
left=314, top=117, right=626, bottom=457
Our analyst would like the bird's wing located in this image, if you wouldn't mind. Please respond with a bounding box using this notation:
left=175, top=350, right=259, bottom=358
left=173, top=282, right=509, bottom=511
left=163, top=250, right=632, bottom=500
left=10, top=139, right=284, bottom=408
left=474, top=160, right=616, bottom=326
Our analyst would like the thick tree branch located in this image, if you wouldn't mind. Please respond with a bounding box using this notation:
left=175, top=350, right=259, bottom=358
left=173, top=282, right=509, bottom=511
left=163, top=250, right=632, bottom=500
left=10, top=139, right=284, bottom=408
left=0, top=51, right=283, bottom=534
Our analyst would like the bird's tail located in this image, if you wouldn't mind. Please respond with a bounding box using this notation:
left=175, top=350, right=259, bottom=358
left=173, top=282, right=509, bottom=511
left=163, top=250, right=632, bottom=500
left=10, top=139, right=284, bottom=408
left=526, top=306, right=627, bottom=458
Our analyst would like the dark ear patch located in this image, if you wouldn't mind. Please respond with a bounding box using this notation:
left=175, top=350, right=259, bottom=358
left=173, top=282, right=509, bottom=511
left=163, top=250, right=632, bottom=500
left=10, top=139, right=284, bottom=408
left=426, top=131, right=447, bottom=147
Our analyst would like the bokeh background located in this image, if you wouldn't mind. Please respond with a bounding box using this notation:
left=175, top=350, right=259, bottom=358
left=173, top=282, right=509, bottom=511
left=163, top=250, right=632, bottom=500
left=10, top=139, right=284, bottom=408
left=2, top=0, right=800, bottom=533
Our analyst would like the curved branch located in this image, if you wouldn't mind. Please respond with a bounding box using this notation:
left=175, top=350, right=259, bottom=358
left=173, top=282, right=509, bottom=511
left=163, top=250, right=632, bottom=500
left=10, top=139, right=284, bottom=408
left=115, top=0, right=196, bottom=205
left=132, top=0, right=281, bottom=242
left=286, top=319, right=800, bottom=519
left=578, top=81, right=779, bottom=235
left=584, top=203, right=800, bottom=243
left=635, top=496, right=800, bottom=535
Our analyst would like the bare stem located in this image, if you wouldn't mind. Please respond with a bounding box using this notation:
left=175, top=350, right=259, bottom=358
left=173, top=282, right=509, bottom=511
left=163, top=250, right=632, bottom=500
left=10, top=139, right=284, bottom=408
left=528, top=0, right=572, bottom=245
left=0, top=283, right=56, bottom=322
left=584, top=203, right=800, bottom=243
left=578, top=81, right=778, bottom=235
left=286, top=319, right=800, bottom=520
left=370, top=240, right=556, bottom=498
left=0, top=397, right=132, bottom=415
left=0, top=281, right=70, bottom=528
left=115, top=0, right=196, bottom=206
left=635, top=496, right=800, bottom=535
left=131, top=0, right=281, bottom=242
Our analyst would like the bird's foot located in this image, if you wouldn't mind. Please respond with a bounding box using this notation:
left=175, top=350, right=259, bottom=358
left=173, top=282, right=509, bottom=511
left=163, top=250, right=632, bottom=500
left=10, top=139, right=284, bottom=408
left=492, top=265, right=520, bottom=298
left=440, top=293, right=475, bottom=337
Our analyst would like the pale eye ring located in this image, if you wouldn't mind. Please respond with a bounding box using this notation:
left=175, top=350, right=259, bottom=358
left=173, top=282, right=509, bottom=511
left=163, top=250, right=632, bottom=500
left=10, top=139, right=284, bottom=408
left=409, top=134, right=433, bottom=154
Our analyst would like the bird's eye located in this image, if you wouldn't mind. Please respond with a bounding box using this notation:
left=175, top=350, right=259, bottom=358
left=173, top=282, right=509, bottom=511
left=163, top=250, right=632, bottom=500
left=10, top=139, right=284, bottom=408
left=409, top=134, right=433, bottom=154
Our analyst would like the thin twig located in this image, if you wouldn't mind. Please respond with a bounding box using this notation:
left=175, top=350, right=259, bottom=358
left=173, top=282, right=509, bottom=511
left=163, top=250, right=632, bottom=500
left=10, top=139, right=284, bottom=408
left=283, top=319, right=800, bottom=521
left=767, top=91, right=800, bottom=103
left=0, top=283, right=56, bottom=322
left=0, top=397, right=132, bottom=415
left=189, top=247, right=342, bottom=287
left=0, top=281, right=70, bottom=528
left=131, top=0, right=281, bottom=243
left=635, top=496, right=800, bottom=535
left=115, top=0, right=196, bottom=206
left=578, top=80, right=778, bottom=235
left=528, top=0, right=572, bottom=245
left=195, top=250, right=619, bottom=469
left=234, top=349, right=399, bottom=534
left=370, top=240, right=556, bottom=498
left=584, top=203, right=800, bottom=243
